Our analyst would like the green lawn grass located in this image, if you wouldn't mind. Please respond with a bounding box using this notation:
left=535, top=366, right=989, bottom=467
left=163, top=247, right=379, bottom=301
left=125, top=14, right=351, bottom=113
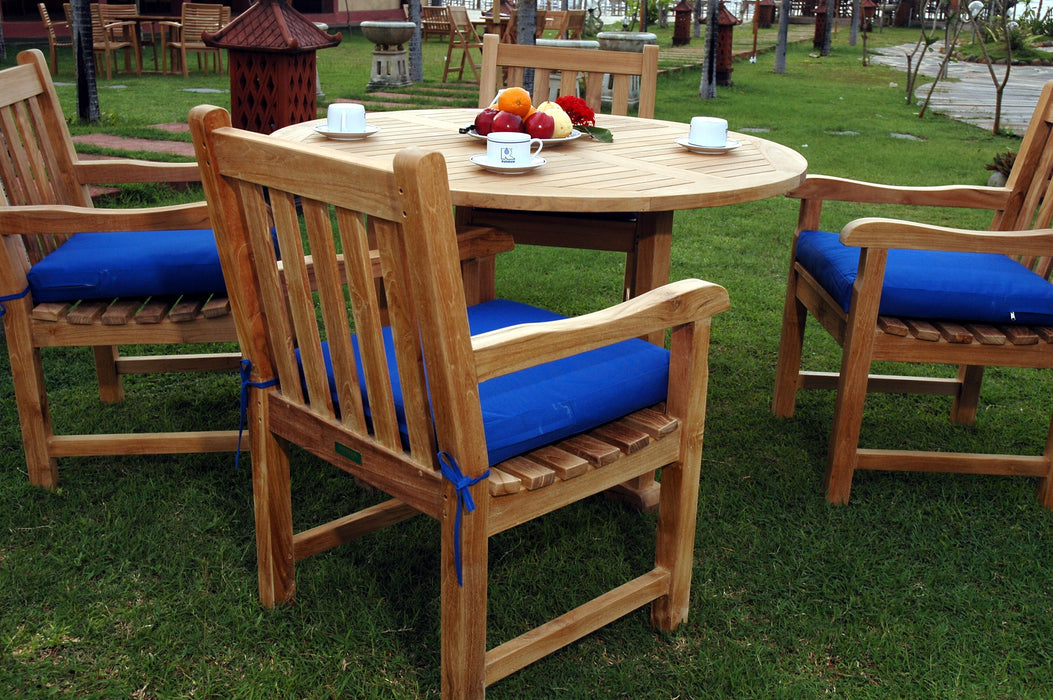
left=1, top=25, right=1051, bottom=699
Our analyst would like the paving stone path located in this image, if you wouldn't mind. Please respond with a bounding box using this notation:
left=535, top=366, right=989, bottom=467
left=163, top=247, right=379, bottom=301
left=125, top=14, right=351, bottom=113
left=868, top=41, right=1053, bottom=135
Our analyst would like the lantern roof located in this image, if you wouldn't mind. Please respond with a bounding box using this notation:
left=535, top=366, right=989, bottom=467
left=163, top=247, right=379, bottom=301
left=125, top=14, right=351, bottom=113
left=718, top=2, right=742, bottom=25
left=204, top=0, right=342, bottom=52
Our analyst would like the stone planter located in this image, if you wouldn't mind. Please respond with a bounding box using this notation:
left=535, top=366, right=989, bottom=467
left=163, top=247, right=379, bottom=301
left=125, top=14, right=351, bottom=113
left=360, top=21, right=416, bottom=90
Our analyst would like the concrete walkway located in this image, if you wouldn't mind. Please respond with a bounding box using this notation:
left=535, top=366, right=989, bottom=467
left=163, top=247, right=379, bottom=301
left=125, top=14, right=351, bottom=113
left=868, top=42, right=1053, bottom=135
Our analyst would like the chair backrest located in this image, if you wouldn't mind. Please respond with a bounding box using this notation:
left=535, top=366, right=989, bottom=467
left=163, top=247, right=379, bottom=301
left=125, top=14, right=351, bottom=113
left=181, top=2, right=225, bottom=43
left=478, top=32, right=659, bottom=118
left=0, top=50, right=91, bottom=267
left=449, top=5, right=481, bottom=42
left=190, top=105, right=489, bottom=474
left=38, top=3, right=59, bottom=40
left=992, top=85, right=1053, bottom=281
left=421, top=5, right=452, bottom=33
left=98, top=3, right=137, bottom=20
left=564, top=10, right=586, bottom=39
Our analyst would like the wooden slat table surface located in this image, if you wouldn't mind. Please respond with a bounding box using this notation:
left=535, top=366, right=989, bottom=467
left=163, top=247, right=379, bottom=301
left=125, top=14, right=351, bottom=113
left=271, top=108, right=808, bottom=215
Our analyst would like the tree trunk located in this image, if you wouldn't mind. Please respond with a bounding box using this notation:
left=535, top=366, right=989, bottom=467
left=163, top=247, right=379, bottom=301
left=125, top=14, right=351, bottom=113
left=699, top=0, right=718, bottom=98
left=821, top=0, right=835, bottom=56
left=0, top=3, right=7, bottom=61
left=850, top=0, right=860, bottom=45
left=408, top=0, right=424, bottom=83
left=71, top=0, right=100, bottom=123
left=774, top=0, right=791, bottom=73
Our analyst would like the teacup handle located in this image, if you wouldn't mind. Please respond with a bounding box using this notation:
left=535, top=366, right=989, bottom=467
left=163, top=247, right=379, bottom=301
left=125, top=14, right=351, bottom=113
left=529, top=138, right=544, bottom=157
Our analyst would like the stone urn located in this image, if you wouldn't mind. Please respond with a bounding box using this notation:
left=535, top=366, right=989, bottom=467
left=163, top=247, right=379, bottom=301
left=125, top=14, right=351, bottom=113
left=360, top=21, right=417, bottom=90
left=360, top=21, right=416, bottom=50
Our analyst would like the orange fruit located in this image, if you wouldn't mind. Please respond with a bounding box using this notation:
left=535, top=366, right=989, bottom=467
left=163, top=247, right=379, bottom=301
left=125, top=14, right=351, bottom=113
left=497, top=87, right=532, bottom=119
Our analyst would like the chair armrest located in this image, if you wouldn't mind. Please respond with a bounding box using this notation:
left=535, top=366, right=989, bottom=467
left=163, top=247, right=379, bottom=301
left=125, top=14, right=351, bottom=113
left=158, top=21, right=181, bottom=28
left=471, top=278, right=729, bottom=382
left=789, top=174, right=1011, bottom=211
left=0, top=202, right=211, bottom=236
left=74, top=159, right=201, bottom=185
left=842, top=217, right=1053, bottom=257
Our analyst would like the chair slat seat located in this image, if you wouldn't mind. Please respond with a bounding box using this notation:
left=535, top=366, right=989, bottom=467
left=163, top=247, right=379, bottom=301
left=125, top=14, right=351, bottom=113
left=31, top=294, right=232, bottom=326
left=488, top=405, right=676, bottom=496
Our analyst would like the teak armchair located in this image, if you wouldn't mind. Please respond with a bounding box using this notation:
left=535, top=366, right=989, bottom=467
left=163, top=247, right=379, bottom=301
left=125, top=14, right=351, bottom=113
left=37, top=3, right=72, bottom=75
left=459, top=33, right=660, bottom=302
left=0, top=50, right=241, bottom=489
left=421, top=5, right=452, bottom=41
left=190, top=104, right=728, bottom=698
left=161, top=2, right=228, bottom=77
left=90, top=2, right=140, bottom=78
left=773, top=79, right=1053, bottom=508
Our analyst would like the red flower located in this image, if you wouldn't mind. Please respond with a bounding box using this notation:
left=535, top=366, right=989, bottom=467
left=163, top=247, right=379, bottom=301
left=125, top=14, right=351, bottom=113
left=555, top=96, right=595, bottom=127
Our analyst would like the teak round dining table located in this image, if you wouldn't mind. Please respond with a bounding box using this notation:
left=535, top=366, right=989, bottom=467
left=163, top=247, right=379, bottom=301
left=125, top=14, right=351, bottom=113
left=272, top=107, right=807, bottom=510
left=273, top=107, right=807, bottom=301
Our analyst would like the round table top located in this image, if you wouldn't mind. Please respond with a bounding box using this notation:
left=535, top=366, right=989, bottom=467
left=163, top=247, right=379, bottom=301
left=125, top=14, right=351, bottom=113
left=272, top=108, right=808, bottom=214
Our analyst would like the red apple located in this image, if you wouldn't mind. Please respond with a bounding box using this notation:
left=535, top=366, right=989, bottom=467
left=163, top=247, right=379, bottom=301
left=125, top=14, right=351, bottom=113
left=490, top=111, right=523, bottom=133
left=524, top=111, right=555, bottom=140
left=474, top=108, right=500, bottom=136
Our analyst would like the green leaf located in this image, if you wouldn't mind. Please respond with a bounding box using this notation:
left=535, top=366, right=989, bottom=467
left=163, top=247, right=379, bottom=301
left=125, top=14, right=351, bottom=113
left=574, top=125, right=614, bottom=143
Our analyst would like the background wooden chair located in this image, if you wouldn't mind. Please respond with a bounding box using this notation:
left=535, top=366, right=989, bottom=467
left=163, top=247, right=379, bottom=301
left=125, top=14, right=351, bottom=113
left=90, top=2, right=140, bottom=78
left=460, top=33, right=660, bottom=303
left=0, top=50, right=241, bottom=489
left=99, top=2, right=156, bottom=72
left=161, top=2, right=227, bottom=77
left=421, top=5, right=452, bottom=41
left=191, top=103, right=728, bottom=698
left=37, top=3, right=72, bottom=75
left=442, top=5, right=483, bottom=83
left=563, top=9, right=587, bottom=39
left=772, top=80, right=1053, bottom=508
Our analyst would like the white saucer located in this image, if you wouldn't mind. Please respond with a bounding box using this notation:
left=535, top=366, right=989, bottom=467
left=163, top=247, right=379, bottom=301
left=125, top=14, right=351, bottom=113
left=470, top=154, right=546, bottom=174
left=467, top=128, right=583, bottom=147
left=676, top=137, right=741, bottom=154
left=313, top=124, right=380, bottom=140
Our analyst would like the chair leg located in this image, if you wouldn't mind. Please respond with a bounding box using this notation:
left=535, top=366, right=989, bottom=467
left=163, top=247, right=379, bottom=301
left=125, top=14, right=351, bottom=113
left=440, top=482, right=488, bottom=698
left=251, top=391, right=296, bottom=607
left=652, top=320, right=709, bottom=630
left=823, top=250, right=886, bottom=505
left=1038, top=415, right=1053, bottom=508
left=772, top=269, right=808, bottom=418
left=950, top=364, right=984, bottom=425
left=4, top=304, right=59, bottom=488
left=92, top=345, right=125, bottom=403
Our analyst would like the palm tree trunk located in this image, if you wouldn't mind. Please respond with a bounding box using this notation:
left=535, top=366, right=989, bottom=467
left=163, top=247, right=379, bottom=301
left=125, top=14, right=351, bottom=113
left=71, top=0, right=100, bottom=123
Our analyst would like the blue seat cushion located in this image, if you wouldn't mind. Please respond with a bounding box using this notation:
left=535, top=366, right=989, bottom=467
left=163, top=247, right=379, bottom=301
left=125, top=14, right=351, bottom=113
left=26, top=229, right=223, bottom=303
left=305, top=299, right=670, bottom=466
left=796, top=229, right=1053, bottom=325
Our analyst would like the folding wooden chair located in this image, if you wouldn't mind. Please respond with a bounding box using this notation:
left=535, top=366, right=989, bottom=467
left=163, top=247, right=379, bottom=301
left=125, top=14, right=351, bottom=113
left=0, top=49, right=240, bottom=489
left=443, top=5, right=484, bottom=82
left=191, top=103, right=728, bottom=698
left=773, top=80, right=1053, bottom=508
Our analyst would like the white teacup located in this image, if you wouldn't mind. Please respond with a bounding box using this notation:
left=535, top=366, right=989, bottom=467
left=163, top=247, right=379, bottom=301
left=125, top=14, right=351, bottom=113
left=327, top=103, right=366, bottom=133
left=486, top=132, right=544, bottom=167
left=688, top=116, right=728, bottom=148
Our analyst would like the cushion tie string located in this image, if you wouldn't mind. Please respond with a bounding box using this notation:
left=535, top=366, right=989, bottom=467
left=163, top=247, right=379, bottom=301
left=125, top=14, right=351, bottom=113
left=237, top=359, right=278, bottom=470
left=438, top=450, right=490, bottom=586
left=0, top=286, right=30, bottom=318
